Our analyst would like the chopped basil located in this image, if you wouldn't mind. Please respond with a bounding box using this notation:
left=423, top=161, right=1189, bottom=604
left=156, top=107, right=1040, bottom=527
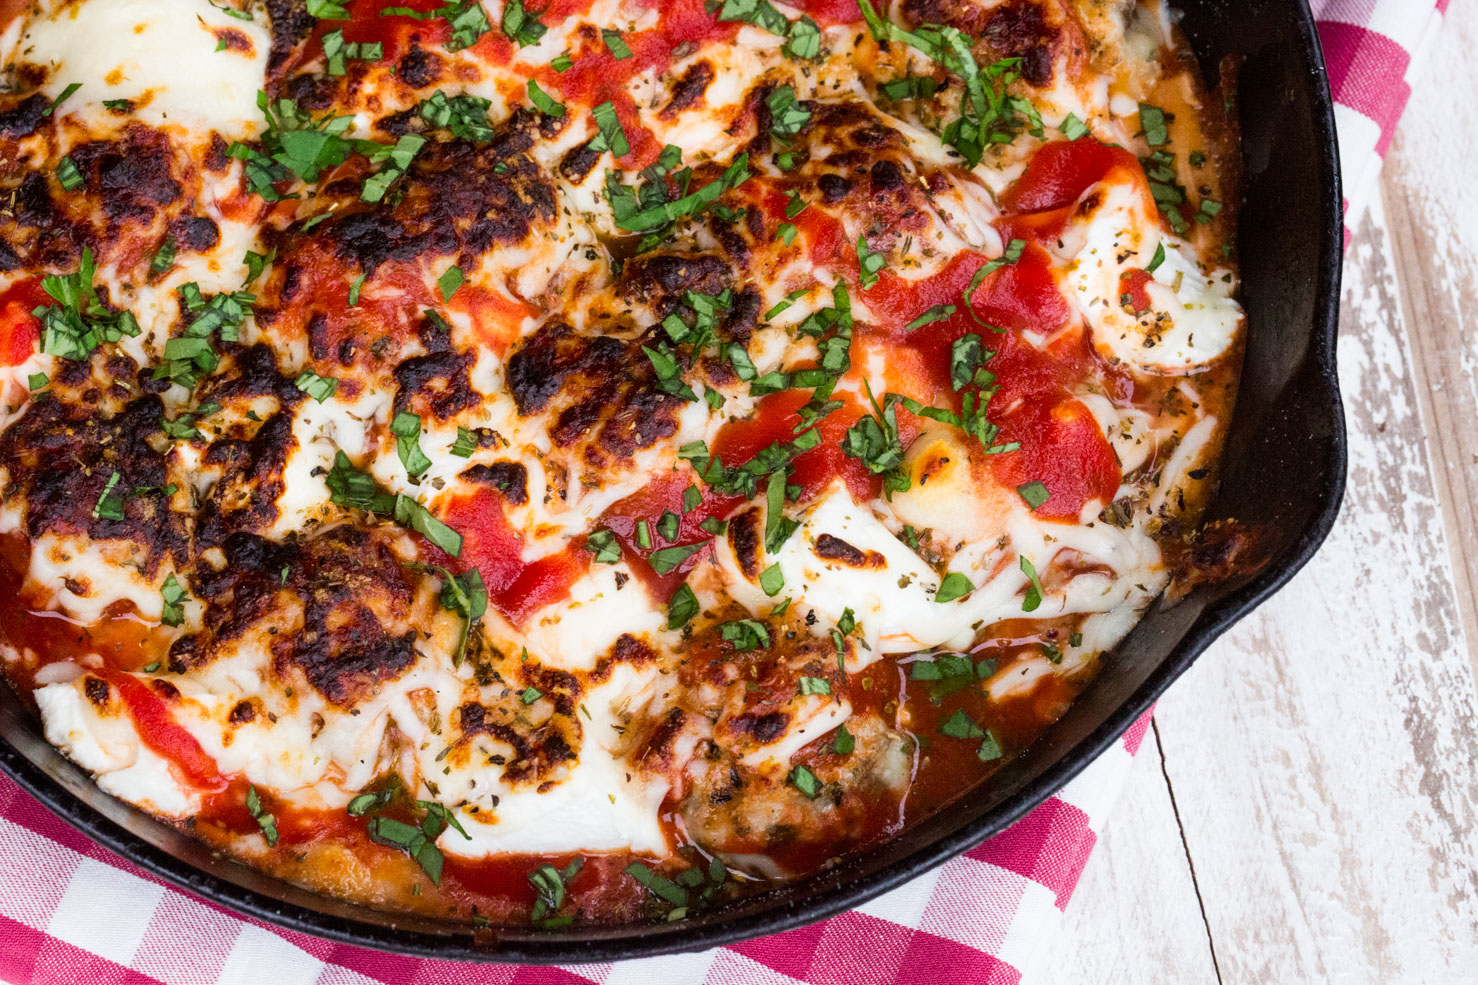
left=294, top=370, right=339, bottom=403
left=527, top=79, right=566, bottom=118
left=777, top=221, right=799, bottom=247
left=245, top=786, right=280, bottom=847
left=437, top=264, right=464, bottom=302
left=841, top=384, right=908, bottom=495
left=500, top=0, right=546, bottom=46
left=934, top=571, right=974, bottom=603
left=243, top=249, right=274, bottom=284
left=682, top=485, right=702, bottom=513
left=1146, top=241, right=1167, bottom=274
left=784, top=190, right=808, bottom=219
left=626, top=861, right=688, bottom=907
left=306, top=0, right=348, bottom=17
left=102, top=98, right=132, bottom=112
left=366, top=801, right=469, bottom=885
left=1019, top=555, right=1044, bottom=612
left=719, top=618, right=770, bottom=653
left=419, top=89, right=494, bottom=142
left=325, top=450, right=462, bottom=555
left=788, top=764, right=820, bottom=798
left=764, top=287, right=809, bottom=319
left=520, top=686, right=542, bottom=704
left=389, top=411, right=433, bottom=478
left=160, top=574, right=188, bottom=628
left=54, top=156, right=83, bottom=191
left=1016, top=480, right=1050, bottom=511
left=608, top=154, right=750, bottom=233
left=759, top=563, right=784, bottom=597
left=833, top=723, right=855, bottom=755
left=635, top=519, right=652, bottom=550
left=949, top=334, right=993, bottom=392
left=642, top=343, right=698, bottom=402
left=587, top=100, right=630, bottom=157
left=715, top=0, right=820, bottom=60
left=766, top=85, right=811, bottom=138
left=1140, top=150, right=1191, bottom=234
left=977, top=729, right=1004, bottom=762
left=1138, top=102, right=1169, bottom=146
left=529, top=857, right=584, bottom=927
left=322, top=29, right=382, bottom=75
left=858, top=0, right=1040, bottom=165
left=890, top=390, right=1017, bottom=455
left=346, top=783, right=396, bottom=816
left=450, top=427, right=477, bottom=457
left=92, top=471, right=124, bottom=521
left=44, top=82, right=82, bottom=117
left=904, top=304, right=956, bottom=332
left=979, top=238, right=1025, bottom=278
left=657, top=511, right=681, bottom=542
left=1059, top=113, right=1089, bottom=140
left=584, top=528, right=622, bottom=564
left=412, top=563, right=487, bottom=665
left=149, top=237, right=177, bottom=276
left=1070, top=631, right=1083, bottom=647
left=551, top=53, right=573, bottom=72
left=879, top=76, right=938, bottom=102
left=26, top=373, right=46, bottom=391
left=784, top=15, right=821, bottom=58
left=384, top=0, right=490, bottom=51
left=667, top=583, right=700, bottom=630
left=940, top=708, right=985, bottom=739
left=36, top=249, right=143, bottom=363
left=602, top=28, right=633, bottom=58
left=649, top=540, right=707, bottom=575
left=798, top=676, right=831, bottom=696
left=856, top=235, right=886, bottom=288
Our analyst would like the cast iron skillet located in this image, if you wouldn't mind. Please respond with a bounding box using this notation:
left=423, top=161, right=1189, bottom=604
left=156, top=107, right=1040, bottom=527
left=0, top=0, right=1344, bottom=963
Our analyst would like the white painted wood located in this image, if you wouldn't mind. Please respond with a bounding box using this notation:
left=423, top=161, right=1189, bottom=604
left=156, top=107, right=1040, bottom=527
left=1380, top=0, right=1478, bottom=683
left=1033, top=728, right=1218, bottom=985
left=1150, top=191, right=1478, bottom=983
left=1046, top=8, right=1478, bottom=983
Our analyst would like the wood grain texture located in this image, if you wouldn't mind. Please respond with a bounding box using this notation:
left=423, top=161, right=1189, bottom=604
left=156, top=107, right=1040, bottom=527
left=1151, top=190, right=1478, bottom=983
left=1044, top=9, right=1478, bottom=977
left=1034, top=729, right=1219, bottom=985
left=1380, top=0, right=1478, bottom=684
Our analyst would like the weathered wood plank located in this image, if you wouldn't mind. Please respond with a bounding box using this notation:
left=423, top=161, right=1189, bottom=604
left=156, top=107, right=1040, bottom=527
left=1150, top=189, right=1478, bottom=983
left=1379, top=0, right=1478, bottom=684
left=1033, top=729, right=1219, bottom=985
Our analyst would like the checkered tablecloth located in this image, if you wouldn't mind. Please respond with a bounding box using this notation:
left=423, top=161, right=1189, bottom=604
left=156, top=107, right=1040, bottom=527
left=0, top=0, right=1443, bottom=982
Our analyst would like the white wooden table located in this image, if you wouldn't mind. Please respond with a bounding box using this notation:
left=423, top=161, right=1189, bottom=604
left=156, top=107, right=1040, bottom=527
left=1038, top=5, right=1478, bottom=982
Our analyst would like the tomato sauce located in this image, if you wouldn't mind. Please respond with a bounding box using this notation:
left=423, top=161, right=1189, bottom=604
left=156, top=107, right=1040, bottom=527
left=0, top=280, right=44, bottom=368
left=431, top=487, right=591, bottom=626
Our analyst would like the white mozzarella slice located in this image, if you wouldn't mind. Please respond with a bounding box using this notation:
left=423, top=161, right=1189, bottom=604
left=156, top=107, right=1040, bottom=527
left=25, top=532, right=173, bottom=624
left=36, top=681, right=198, bottom=817
left=524, top=562, right=669, bottom=673
left=17, top=0, right=272, bottom=140
left=1054, top=173, right=1243, bottom=374
left=417, top=663, right=674, bottom=857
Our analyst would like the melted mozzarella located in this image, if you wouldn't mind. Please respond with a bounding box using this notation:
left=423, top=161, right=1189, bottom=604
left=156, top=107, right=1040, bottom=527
left=524, top=563, right=669, bottom=673
left=16, top=0, right=272, bottom=140
left=36, top=681, right=198, bottom=817
left=1054, top=173, right=1243, bottom=374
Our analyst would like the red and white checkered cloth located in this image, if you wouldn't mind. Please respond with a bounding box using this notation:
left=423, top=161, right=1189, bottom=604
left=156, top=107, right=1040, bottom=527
left=0, top=1, right=1443, bottom=982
